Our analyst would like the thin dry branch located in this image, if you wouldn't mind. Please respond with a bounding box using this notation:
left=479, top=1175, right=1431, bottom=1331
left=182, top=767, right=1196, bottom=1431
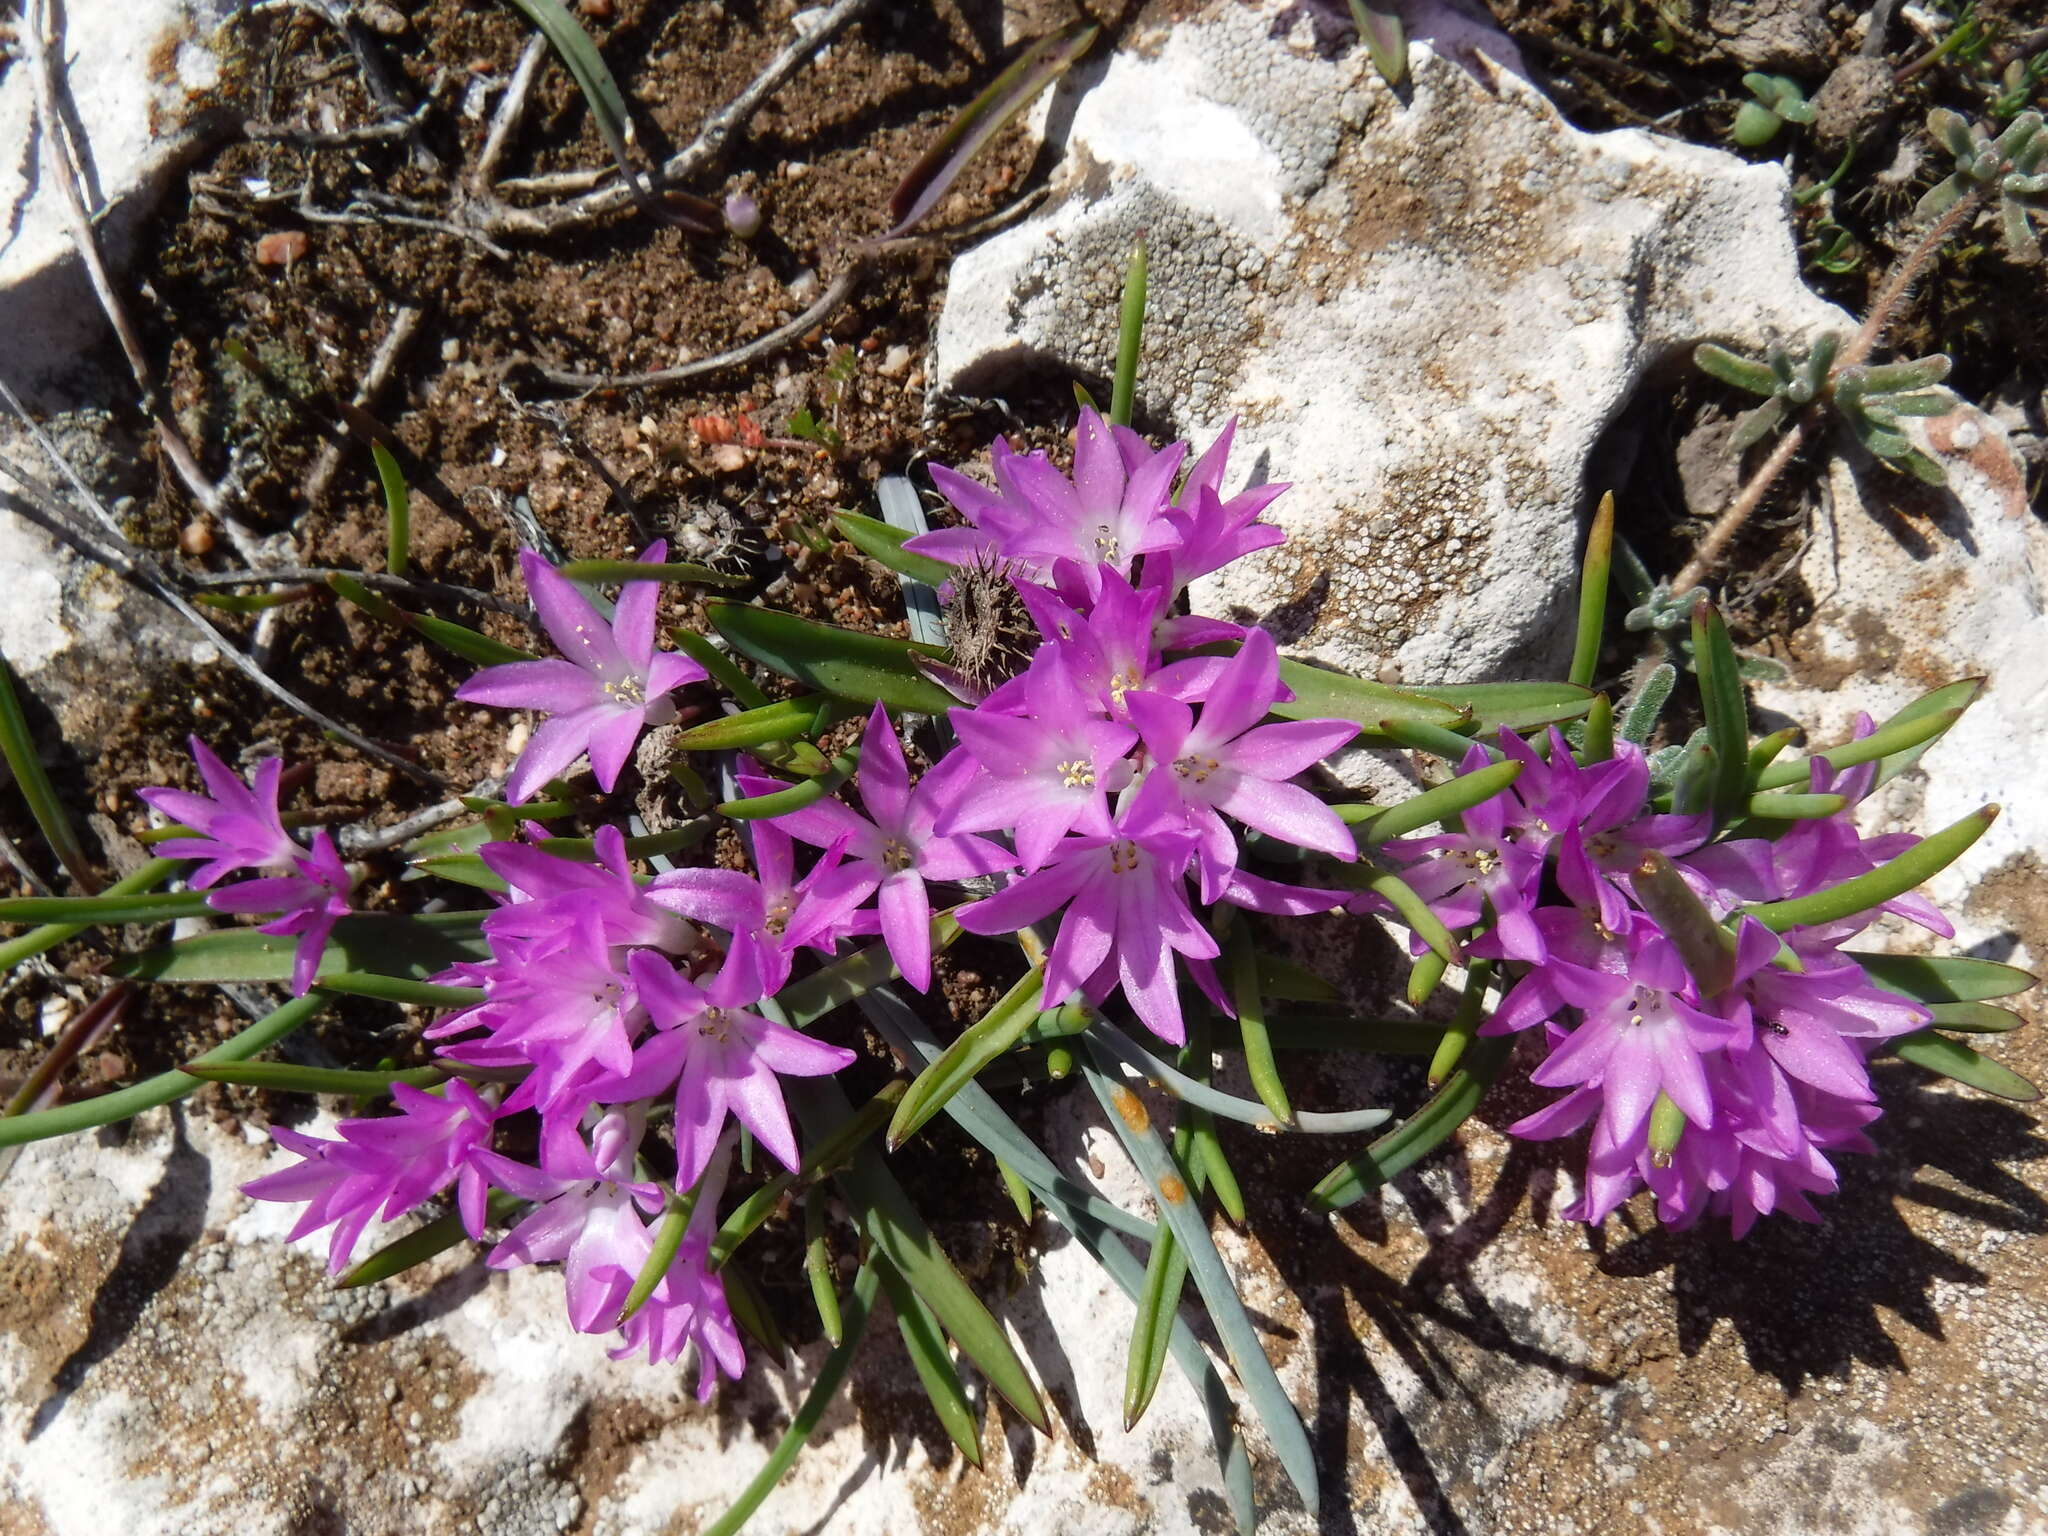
left=0, top=389, right=447, bottom=789
left=25, top=0, right=226, bottom=518
left=473, top=33, right=549, bottom=191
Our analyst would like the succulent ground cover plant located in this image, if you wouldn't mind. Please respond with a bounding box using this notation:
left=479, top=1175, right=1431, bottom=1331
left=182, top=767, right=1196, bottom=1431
left=1, top=2, right=2044, bottom=1532
left=3, top=274, right=2034, bottom=1525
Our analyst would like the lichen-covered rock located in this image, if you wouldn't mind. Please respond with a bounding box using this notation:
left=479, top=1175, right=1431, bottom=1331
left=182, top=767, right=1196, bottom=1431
left=932, top=1, right=1847, bottom=685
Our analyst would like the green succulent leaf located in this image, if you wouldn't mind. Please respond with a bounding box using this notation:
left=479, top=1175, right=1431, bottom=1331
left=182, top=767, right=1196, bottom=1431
left=1925, top=1001, right=2026, bottom=1033
left=1695, top=343, right=1779, bottom=396
left=707, top=601, right=956, bottom=715
left=889, top=962, right=1048, bottom=1148
left=1308, top=1034, right=1514, bottom=1211
left=1849, top=950, right=2035, bottom=1003
left=1745, top=807, right=1998, bottom=932
left=876, top=1254, right=984, bottom=1466
left=832, top=511, right=957, bottom=587
left=1890, top=1028, right=2040, bottom=1101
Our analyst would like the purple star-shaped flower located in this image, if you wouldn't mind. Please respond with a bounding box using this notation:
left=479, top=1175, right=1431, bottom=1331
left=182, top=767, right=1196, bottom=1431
left=939, top=651, right=1138, bottom=872
left=603, top=947, right=857, bottom=1190
left=205, top=828, right=354, bottom=996
left=243, top=1078, right=500, bottom=1274
left=137, top=736, right=301, bottom=888
left=751, top=703, right=1014, bottom=992
left=456, top=541, right=706, bottom=804
left=1125, top=628, right=1357, bottom=900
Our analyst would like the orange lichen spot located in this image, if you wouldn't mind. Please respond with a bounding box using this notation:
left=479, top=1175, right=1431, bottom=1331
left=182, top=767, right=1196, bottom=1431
left=1110, top=1086, right=1150, bottom=1136
left=1159, top=1175, right=1187, bottom=1205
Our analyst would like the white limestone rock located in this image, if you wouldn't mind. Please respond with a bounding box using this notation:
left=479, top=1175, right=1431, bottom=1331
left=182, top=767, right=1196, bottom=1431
left=931, top=0, right=1848, bottom=685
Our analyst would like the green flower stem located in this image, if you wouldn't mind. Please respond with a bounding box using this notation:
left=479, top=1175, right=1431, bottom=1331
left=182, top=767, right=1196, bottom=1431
left=0, top=993, right=329, bottom=1148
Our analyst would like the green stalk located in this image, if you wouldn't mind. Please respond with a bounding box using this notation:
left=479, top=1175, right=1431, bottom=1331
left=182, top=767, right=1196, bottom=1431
left=0, top=656, right=95, bottom=890
left=0, top=993, right=328, bottom=1148
left=1568, top=491, right=1614, bottom=688
left=1110, top=238, right=1148, bottom=428
left=0, top=858, right=178, bottom=973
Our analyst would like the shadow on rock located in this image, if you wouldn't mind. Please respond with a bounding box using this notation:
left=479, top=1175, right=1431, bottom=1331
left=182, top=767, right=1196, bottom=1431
left=1590, top=1059, right=2046, bottom=1392
left=30, top=1105, right=211, bottom=1439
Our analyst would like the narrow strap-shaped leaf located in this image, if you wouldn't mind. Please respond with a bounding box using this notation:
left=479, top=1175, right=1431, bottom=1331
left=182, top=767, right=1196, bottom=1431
left=1081, top=1039, right=1319, bottom=1512
left=716, top=752, right=858, bottom=820
left=777, top=914, right=963, bottom=1029
left=1089, top=1021, right=1391, bottom=1134
left=1349, top=0, right=1406, bottom=83
left=112, top=911, right=490, bottom=985
left=1425, top=959, right=1492, bottom=1087
left=671, top=696, right=831, bottom=753
left=874, top=1253, right=984, bottom=1466
left=1925, top=1000, right=2025, bottom=1033
left=329, top=573, right=536, bottom=667
left=1227, top=930, right=1291, bottom=1124
left=1569, top=492, right=1614, bottom=689
left=1850, top=950, right=2035, bottom=1003
left=803, top=1193, right=844, bottom=1345
left=0, top=993, right=329, bottom=1149
left=1745, top=807, right=1998, bottom=932
left=994, top=1158, right=1033, bottom=1223
left=373, top=442, right=411, bottom=578
left=699, top=1265, right=880, bottom=1536
left=555, top=558, right=747, bottom=588
left=1872, top=679, right=1981, bottom=788
left=1346, top=865, right=1462, bottom=963
left=1690, top=600, right=1749, bottom=822
left=0, top=655, right=94, bottom=890
left=884, top=23, right=1099, bottom=236
left=1407, top=947, right=1450, bottom=1007
left=1380, top=717, right=1499, bottom=762
left=888, top=960, right=1048, bottom=1148
left=0, top=857, right=178, bottom=973
left=832, top=510, right=957, bottom=587
left=1269, top=656, right=1466, bottom=735
left=1110, top=237, right=1147, bottom=428
left=180, top=1061, right=447, bottom=1094
left=1754, top=705, right=1962, bottom=791
left=1579, top=692, right=1614, bottom=764
left=500, top=0, right=642, bottom=198
left=1124, top=1107, right=1200, bottom=1429
left=1343, top=759, right=1523, bottom=841
left=1694, top=342, right=1779, bottom=394
left=1890, top=1028, right=2040, bottom=1101
left=787, top=1075, right=1047, bottom=1432
left=1307, top=1034, right=1514, bottom=1213
left=669, top=629, right=769, bottom=709
left=1742, top=791, right=1846, bottom=819
left=1394, top=680, right=1595, bottom=733
left=707, top=600, right=956, bottom=716
left=0, top=890, right=212, bottom=924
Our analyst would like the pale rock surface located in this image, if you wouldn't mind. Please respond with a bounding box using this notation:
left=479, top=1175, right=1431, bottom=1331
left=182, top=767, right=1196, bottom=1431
left=3, top=3, right=2046, bottom=1535
left=0, top=0, right=231, bottom=402
left=932, top=1, right=1849, bottom=686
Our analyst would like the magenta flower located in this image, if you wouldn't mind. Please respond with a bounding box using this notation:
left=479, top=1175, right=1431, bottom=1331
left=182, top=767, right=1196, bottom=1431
left=456, top=542, right=706, bottom=804
left=612, top=1222, right=746, bottom=1391
left=646, top=816, right=869, bottom=994
left=957, top=777, right=1225, bottom=1045
left=752, top=704, right=1014, bottom=991
left=484, top=1108, right=668, bottom=1335
left=910, top=408, right=1186, bottom=596
left=940, top=653, right=1138, bottom=872
left=1125, top=628, right=1357, bottom=900
left=137, top=736, right=300, bottom=888
left=243, top=1079, right=500, bottom=1274
left=427, top=911, right=642, bottom=1113
left=481, top=823, right=698, bottom=956
left=1498, top=914, right=1747, bottom=1157
left=1363, top=748, right=1548, bottom=960
left=601, top=947, right=856, bottom=1190
left=205, top=829, right=354, bottom=996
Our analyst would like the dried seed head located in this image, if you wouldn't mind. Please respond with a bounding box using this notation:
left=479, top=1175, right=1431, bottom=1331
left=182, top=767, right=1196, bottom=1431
left=942, top=553, right=1037, bottom=690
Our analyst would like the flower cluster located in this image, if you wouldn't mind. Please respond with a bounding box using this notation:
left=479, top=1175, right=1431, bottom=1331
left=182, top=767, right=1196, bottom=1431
left=137, top=738, right=353, bottom=995
left=1373, top=722, right=1944, bottom=1236
left=748, top=407, right=1362, bottom=1044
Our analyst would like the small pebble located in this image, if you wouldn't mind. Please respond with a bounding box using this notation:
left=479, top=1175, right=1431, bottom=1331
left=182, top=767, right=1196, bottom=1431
left=179, top=519, right=215, bottom=556
left=254, top=230, right=310, bottom=266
